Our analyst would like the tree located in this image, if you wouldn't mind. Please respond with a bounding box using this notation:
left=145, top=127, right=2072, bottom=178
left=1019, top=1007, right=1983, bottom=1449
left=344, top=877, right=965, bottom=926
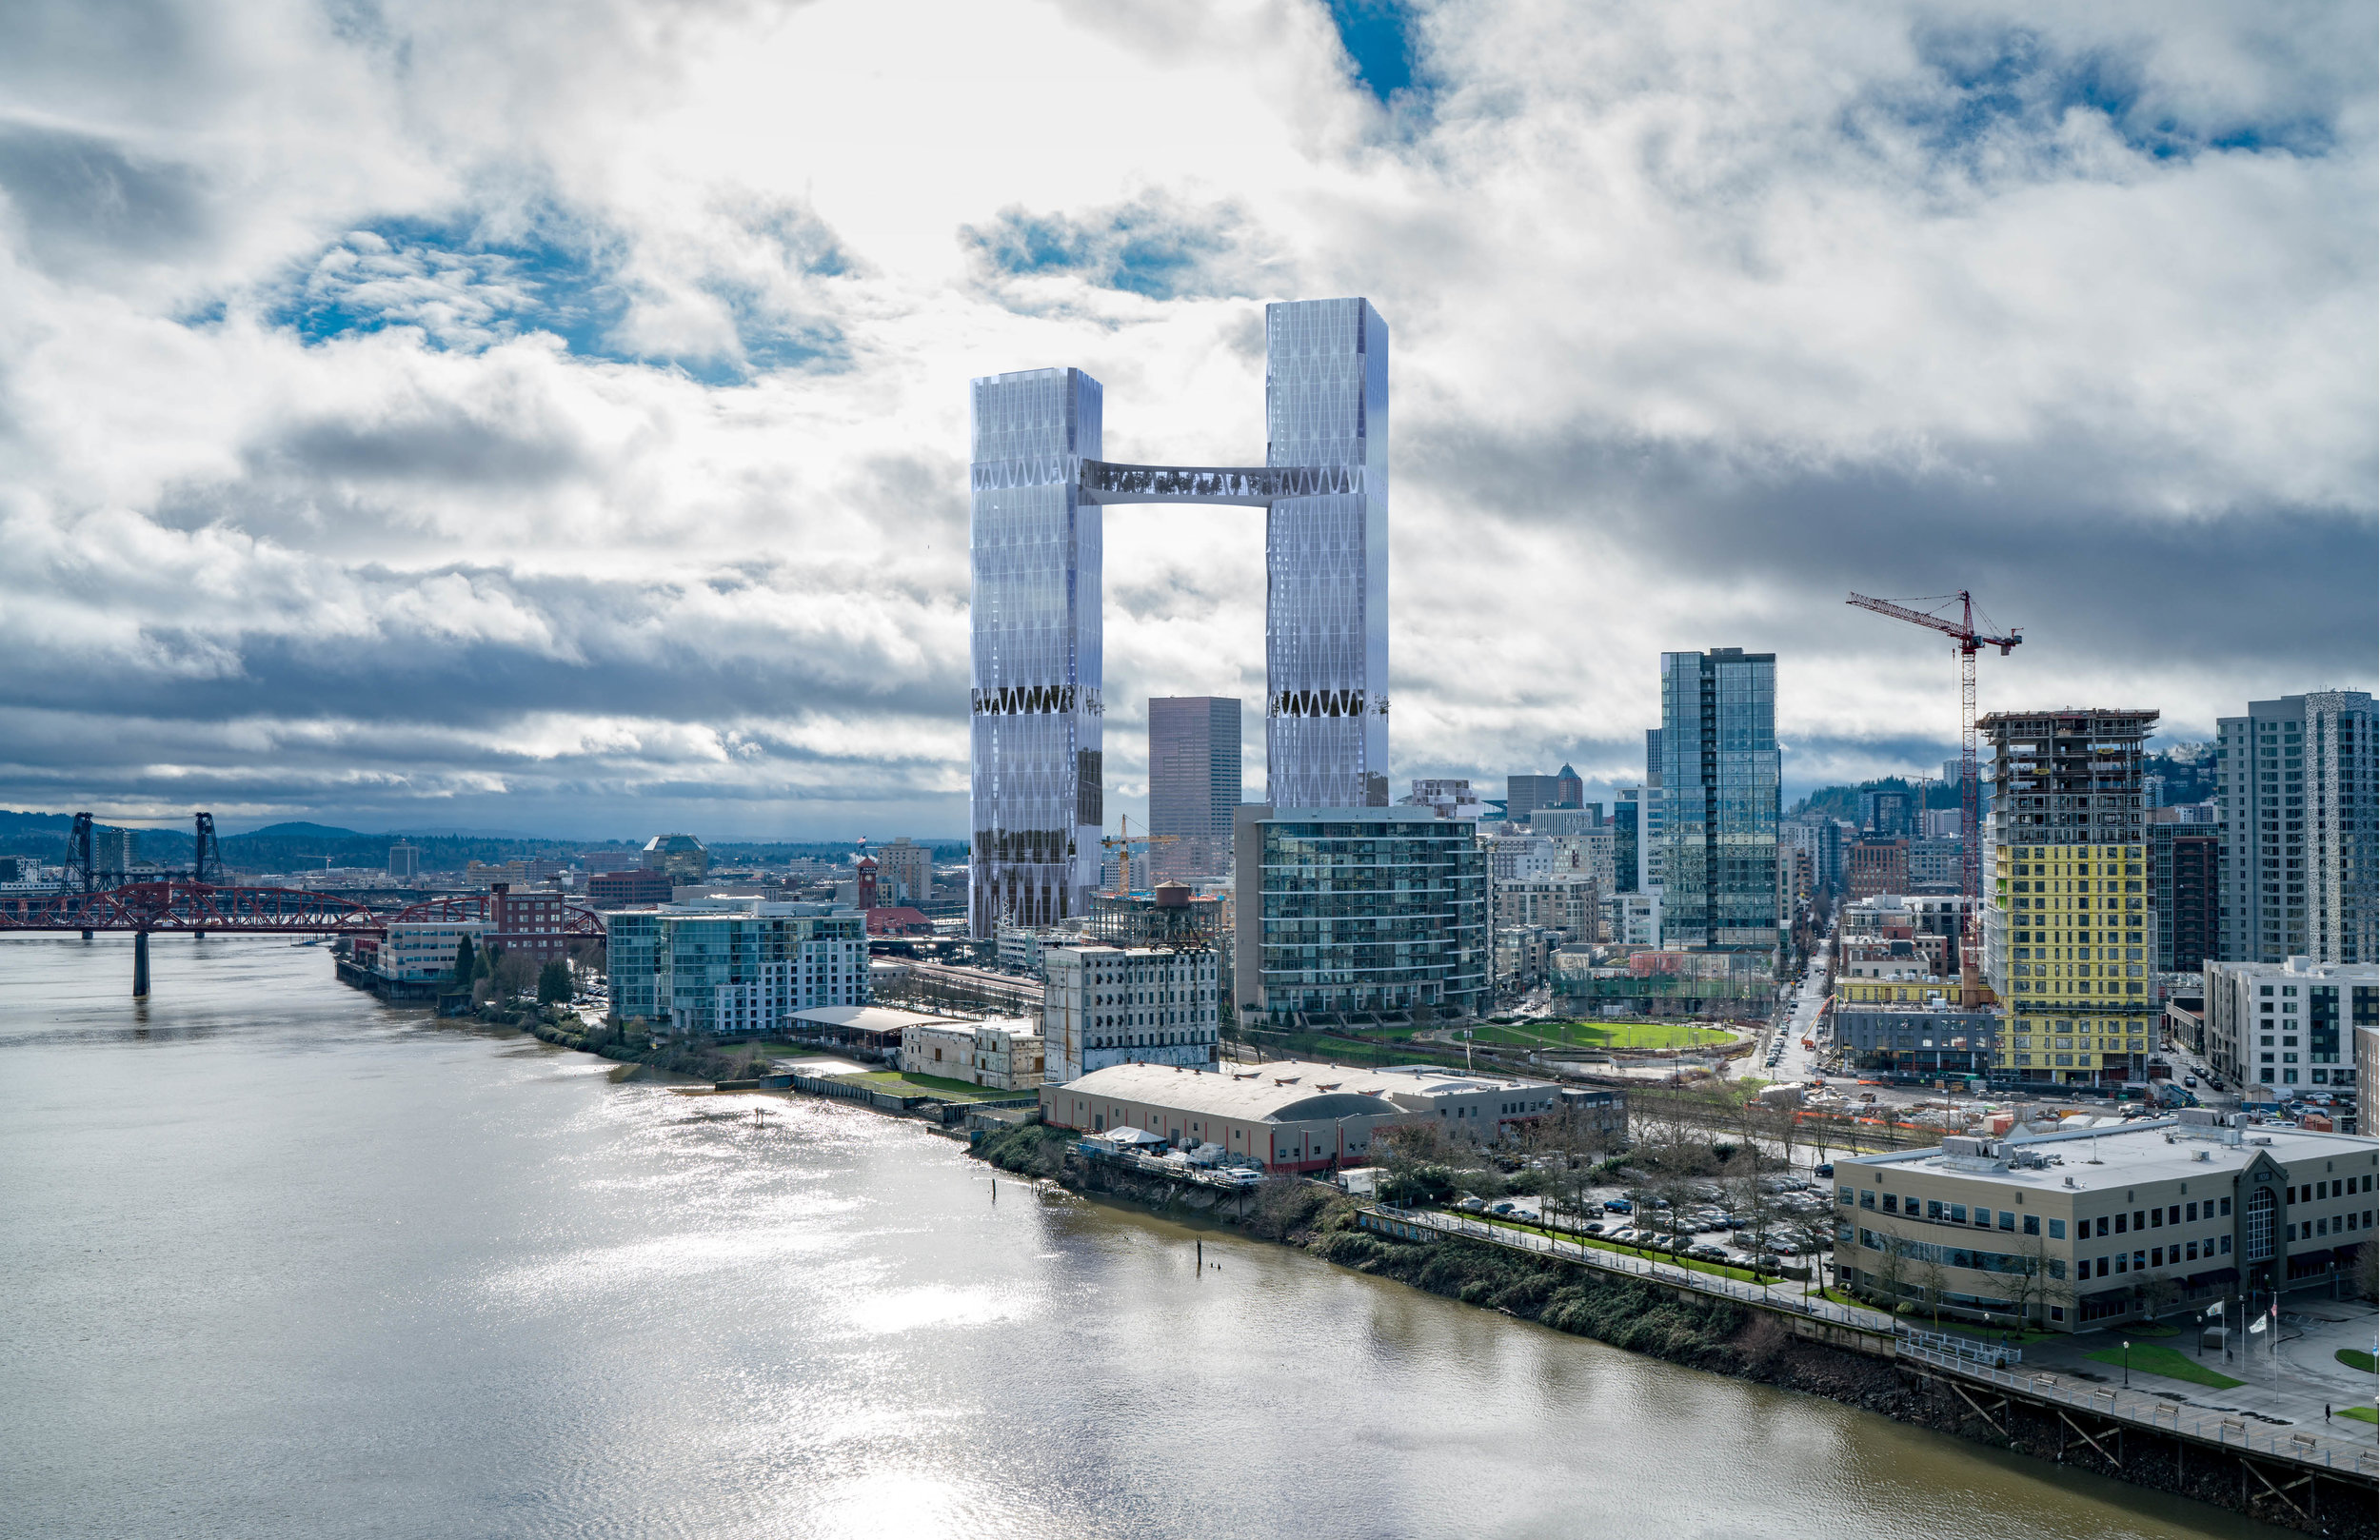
left=537, top=958, right=572, bottom=1004
left=451, top=934, right=477, bottom=983
left=492, top=948, right=537, bottom=1002
left=1916, top=1253, right=1951, bottom=1328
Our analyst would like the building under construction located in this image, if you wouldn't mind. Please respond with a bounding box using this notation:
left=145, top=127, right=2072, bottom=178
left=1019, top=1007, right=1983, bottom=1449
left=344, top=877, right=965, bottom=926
left=1977, top=707, right=2160, bottom=1087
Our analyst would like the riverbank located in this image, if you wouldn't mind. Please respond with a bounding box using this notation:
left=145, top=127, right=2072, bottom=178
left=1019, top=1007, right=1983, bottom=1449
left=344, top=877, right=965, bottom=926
left=973, top=1122, right=2374, bottom=1539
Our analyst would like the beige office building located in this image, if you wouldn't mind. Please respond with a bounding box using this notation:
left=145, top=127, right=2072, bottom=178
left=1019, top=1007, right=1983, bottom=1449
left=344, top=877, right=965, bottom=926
left=1835, top=1114, right=2376, bottom=1332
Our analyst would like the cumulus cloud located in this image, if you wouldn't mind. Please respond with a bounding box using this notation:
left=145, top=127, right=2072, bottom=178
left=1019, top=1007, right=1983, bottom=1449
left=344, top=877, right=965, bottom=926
left=0, top=0, right=2368, bottom=838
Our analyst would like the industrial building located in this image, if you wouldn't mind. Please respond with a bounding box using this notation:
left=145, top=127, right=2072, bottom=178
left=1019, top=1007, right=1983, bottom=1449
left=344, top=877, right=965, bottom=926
left=1834, top=1116, right=2377, bottom=1331
left=1038, top=1059, right=1565, bottom=1174
left=1041, top=939, right=1220, bottom=1083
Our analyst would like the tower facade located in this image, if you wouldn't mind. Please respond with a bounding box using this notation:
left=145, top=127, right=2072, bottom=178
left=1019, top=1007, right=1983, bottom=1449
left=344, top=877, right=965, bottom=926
left=2216, top=691, right=2376, bottom=964
left=1148, top=696, right=1241, bottom=883
left=1657, top=648, right=1779, bottom=948
left=1264, top=297, right=1389, bottom=809
left=968, top=300, right=1390, bottom=938
left=968, top=368, right=1103, bottom=936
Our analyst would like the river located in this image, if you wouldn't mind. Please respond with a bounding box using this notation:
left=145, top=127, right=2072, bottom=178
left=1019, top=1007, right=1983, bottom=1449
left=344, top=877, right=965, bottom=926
left=0, top=936, right=2287, bottom=1539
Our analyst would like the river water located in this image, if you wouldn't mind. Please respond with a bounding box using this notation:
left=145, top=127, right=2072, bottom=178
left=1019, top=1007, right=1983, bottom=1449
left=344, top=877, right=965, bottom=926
left=0, top=937, right=2286, bottom=1540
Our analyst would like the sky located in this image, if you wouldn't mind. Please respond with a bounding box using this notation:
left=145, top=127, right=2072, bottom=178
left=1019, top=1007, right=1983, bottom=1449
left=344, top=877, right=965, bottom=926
left=0, top=0, right=2371, bottom=840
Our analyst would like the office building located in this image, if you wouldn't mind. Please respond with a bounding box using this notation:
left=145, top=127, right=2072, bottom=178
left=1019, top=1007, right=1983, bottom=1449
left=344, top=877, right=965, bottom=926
left=2215, top=691, right=2376, bottom=965
left=1979, top=708, right=2158, bottom=1086
left=1494, top=876, right=1601, bottom=938
left=1907, top=838, right=1963, bottom=891
left=1781, top=817, right=1843, bottom=899
left=1506, top=765, right=1584, bottom=822
left=1528, top=806, right=1603, bottom=836
left=1041, top=942, right=1220, bottom=1083
left=1847, top=839, right=1909, bottom=899
left=387, top=840, right=420, bottom=879
left=1232, top=805, right=1487, bottom=1026
left=1602, top=890, right=1662, bottom=946
left=369, top=918, right=488, bottom=984
left=1148, top=697, right=1242, bottom=882
left=1834, top=1116, right=2376, bottom=1330
left=1614, top=784, right=1665, bottom=894
left=1644, top=728, right=1662, bottom=784
left=2201, top=957, right=2376, bottom=1094
left=1658, top=648, right=1780, bottom=949
left=642, top=833, right=709, bottom=882
left=873, top=838, right=934, bottom=906
left=1831, top=997, right=1997, bottom=1076
left=969, top=299, right=1390, bottom=937
left=587, top=868, right=672, bottom=909
left=2149, top=807, right=2223, bottom=973
left=605, top=899, right=869, bottom=1034
left=1487, top=833, right=1556, bottom=883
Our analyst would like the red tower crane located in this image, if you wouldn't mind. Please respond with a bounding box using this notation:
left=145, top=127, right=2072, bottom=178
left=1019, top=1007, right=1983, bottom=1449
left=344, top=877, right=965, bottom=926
left=1846, top=591, right=2022, bottom=964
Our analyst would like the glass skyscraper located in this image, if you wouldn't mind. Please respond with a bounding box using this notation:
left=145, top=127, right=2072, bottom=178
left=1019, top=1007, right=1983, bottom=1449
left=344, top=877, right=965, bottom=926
left=1264, top=298, right=1389, bottom=811
left=1658, top=648, right=1780, bottom=949
left=968, top=299, right=1390, bottom=938
left=967, top=368, right=1103, bottom=936
left=1148, top=697, right=1241, bottom=883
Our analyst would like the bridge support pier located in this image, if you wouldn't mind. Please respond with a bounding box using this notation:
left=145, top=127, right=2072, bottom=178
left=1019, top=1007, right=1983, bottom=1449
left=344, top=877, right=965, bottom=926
left=133, top=930, right=149, bottom=997
left=81, top=929, right=93, bottom=940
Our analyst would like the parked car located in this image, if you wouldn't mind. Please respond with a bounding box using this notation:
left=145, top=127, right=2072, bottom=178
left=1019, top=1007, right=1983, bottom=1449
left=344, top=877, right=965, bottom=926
left=1582, top=1221, right=1605, bottom=1234
left=1458, top=1196, right=1487, bottom=1212
left=1603, top=1198, right=1634, bottom=1214
left=2183, top=1076, right=2198, bottom=1088
left=1814, top=1162, right=1835, bottom=1179
left=1490, top=1201, right=1517, bottom=1216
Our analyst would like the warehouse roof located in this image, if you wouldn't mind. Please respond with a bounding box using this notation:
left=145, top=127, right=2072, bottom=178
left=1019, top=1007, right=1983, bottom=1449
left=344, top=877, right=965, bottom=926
left=1054, top=1059, right=1405, bottom=1124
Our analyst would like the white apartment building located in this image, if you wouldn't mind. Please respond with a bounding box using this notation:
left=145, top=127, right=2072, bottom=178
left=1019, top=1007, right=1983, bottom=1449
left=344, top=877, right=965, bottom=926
left=1041, top=943, right=1220, bottom=1083
left=1836, top=1115, right=2376, bottom=1331
left=2201, top=956, right=2376, bottom=1095
left=376, top=919, right=489, bottom=982
left=2216, top=691, right=2377, bottom=964
left=1487, top=834, right=1556, bottom=883
left=1494, top=875, right=1601, bottom=938
left=1602, top=891, right=1662, bottom=947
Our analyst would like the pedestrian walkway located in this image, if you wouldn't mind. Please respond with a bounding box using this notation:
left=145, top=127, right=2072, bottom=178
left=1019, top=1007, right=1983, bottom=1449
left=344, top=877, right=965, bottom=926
left=1376, top=1203, right=2379, bottom=1478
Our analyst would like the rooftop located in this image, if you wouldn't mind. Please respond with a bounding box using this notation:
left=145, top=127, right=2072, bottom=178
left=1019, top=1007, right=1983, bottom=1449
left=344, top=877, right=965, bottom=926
left=1842, top=1117, right=2372, bottom=1191
left=1054, top=1057, right=1557, bottom=1124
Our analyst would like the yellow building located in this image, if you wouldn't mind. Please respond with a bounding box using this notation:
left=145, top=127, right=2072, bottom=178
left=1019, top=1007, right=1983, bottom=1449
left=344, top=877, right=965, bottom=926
left=1980, top=709, right=2160, bottom=1087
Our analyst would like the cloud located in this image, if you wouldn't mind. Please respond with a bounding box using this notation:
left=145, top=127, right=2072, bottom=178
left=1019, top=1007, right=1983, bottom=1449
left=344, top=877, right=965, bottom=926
left=0, top=0, right=2368, bottom=839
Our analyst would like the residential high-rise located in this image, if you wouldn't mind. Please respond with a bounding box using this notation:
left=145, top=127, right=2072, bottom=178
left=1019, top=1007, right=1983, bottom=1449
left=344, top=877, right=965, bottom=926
left=1614, top=784, right=1666, bottom=894
left=2201, top=956, right=2376, bottom=1095
left=1644, top=729, right=1662, bottom=785
left=2149, top=805, right=2223, bottom=973
left=968, top=298, right=1388, bottom=937
left=2214, top=691, right=2376, bottom=965
left=1979, top=707, right=2158, bottom=1087
left=1232, top=805, right=1486, bottom=1025
left=873, top=838, right=934, bottom=906
left=1148, top=697, right=1241, bottom=882
left=1657, top=649, right=1779, bottom=949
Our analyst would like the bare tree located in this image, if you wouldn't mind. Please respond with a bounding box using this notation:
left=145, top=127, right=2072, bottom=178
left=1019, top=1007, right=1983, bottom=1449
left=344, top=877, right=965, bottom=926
left=1916, top=1253, right=1951, bottom=1329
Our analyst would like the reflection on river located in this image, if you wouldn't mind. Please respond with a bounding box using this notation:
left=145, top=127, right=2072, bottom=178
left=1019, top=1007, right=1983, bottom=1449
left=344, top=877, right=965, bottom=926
left=0, top=936, right=2287, bottom=1538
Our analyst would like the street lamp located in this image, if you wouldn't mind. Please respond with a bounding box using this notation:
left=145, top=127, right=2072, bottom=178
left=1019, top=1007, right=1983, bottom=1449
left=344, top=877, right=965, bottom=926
left=2122, top=1339, right=2132, bottom=1388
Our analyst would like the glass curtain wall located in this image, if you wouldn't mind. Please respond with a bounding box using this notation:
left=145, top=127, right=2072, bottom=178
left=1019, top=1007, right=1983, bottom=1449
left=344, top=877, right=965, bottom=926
left=1265, top=299, right=1388, bottom=809
left=969, top=368, right=1103, bottom=937
left=1660, top=648, right=1779, bottom=947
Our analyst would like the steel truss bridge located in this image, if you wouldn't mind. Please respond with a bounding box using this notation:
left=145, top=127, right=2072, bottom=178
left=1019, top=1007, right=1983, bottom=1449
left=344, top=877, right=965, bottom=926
left=0, top=881, right=605, bottom=997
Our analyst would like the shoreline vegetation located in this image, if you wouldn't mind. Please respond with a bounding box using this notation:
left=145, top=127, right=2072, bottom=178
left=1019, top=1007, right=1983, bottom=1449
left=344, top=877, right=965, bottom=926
left=972, top=1122, right=2372, bottom=1540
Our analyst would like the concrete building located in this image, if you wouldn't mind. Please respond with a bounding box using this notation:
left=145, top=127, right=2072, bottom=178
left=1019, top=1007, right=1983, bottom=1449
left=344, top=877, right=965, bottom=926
left=1403, top=779, right=1487, bottom=820
left=2149, top=806, right=2223, bottom=974
left=902, top=1019, right=978, bottom=1078
left=1908, top=837, right=1964, bottom=891
left=1658, top=648, right=1780, bottom=950
left=1613, top=784, right=1665, bottom=895
left=1233, top=805, right=1488, bottom=1027
left=1487, top=833, right=1556, bottom=883
left=1980, top=708, right=2159, bottom=1087
left=2215, top=691, right=2377, bottom=965
left=2201, top=957, right=2377, bottom=1096
left=373, top=918, right=487, bottom=983
left=1147, top=697, right=1242, bottom=883
left=1041, top=942, right=1220, bottom=1083
left=605, top=899, right=869, bottom=1034
left=873, top=838, right=935, bottom=906
left=1839, top=893, right=1973, bottom=944
left=387, top=840, right=420, bottom=879
left=1834, top=1116, right=2378, bottom=1330
left=970, top=1018, right=1045, bottom=1090
left=1495, top=876, right=1601, bottom=939
left=1038, top=1058, right=1564, bottom=1173
left=1832, top=997, right=1997, bottom=1076
left=587, top=868, right=672, bottom=909
left=1602, top=890, right=1661, bottom=947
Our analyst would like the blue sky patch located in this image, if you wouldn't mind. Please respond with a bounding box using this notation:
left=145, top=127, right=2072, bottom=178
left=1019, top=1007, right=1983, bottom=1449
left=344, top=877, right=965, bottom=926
left=961, top=195, right=1267, bottom=302
left=1327, top=0, right=1416, bottom=103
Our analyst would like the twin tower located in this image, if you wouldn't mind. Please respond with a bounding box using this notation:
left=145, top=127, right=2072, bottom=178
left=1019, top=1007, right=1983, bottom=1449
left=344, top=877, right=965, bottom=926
left=969, top=297, right=1390, bottom=937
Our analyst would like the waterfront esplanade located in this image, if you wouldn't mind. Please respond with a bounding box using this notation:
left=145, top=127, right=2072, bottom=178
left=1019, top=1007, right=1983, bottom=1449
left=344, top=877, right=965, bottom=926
left=969, top=297, right=1388, bottom=938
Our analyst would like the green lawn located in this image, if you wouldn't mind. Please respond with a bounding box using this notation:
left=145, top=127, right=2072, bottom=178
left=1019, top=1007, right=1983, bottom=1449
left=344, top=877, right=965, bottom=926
left=1463, top=1019, right=1738, bottom=1053
left=2339, top=1407, right=2377, bottom=1425
left=845, top=1070, right=1014, bottom=1101
left=2336, top=1347, right=2377, bottom=1374
left=2084, top=1343, right=2243, bottom=1390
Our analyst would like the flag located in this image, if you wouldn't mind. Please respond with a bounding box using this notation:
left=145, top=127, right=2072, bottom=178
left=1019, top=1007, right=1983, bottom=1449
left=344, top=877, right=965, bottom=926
left=2204, top=1300, right=2223, bottom=1319
left=2250, top=1313, right=2268, bottom=1334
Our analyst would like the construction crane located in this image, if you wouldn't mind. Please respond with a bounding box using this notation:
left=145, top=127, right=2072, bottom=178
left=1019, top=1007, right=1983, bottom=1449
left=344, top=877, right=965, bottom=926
left=1846, top=591, right=2022, bottom=962
left=1099, top=814, right=1178, bottom=897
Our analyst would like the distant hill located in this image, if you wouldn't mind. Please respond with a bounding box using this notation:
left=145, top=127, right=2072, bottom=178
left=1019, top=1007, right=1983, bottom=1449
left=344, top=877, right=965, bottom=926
left=1789, top=776, right=1960, bottom=824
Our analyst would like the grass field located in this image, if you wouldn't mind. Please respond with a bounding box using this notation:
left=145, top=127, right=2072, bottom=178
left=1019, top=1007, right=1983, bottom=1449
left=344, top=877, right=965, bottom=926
left=845, top=1070, right=1014, bottom=1101
left=1462, top=1020, right=1738, bottom=1053
left=2337, top=1347, right=2377, bottom=1374
left=2084, top=1343, right=2243, bottom=1390
left=2341, top=1407, right=2377, bottom=1425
